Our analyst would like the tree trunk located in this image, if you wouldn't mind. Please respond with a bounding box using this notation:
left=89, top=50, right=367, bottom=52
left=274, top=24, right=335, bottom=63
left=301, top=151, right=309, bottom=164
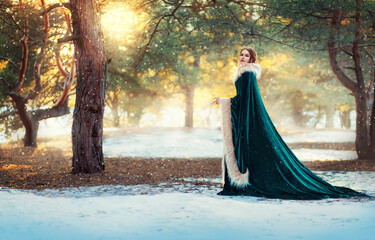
left=105, top=89, right=120, bottom=127
left=70, top=0, right=106, bottom=173
left=26, top=103, right=71, bottom=147
left=313, top=105, right=322, bottom=128
left=291, top=90, right=304, bottom=127
left=9, top=91, right=70, bottom=147
left=327, top=18, right=373, bottom=159
left=370, top=92, right=375, bottom=156
left=27, top=118, right=39, bottom=147
left=367, top=52, right=375, bottom=156
left=351, top=2, right=373, bottom=159
left=325, top=103, right=335, bottom=129
left=185, top=85, right=195, bottom=128
left=112, top=103, right=120, bottom=127
left=8, top=93, right=35, bottom=146
left=354, top=92, right=372, bottom=159
left=22, top=112, right=36, bottom=147
left=129, top=109, right=143, bottom=127
left=111, top=91, right=120, bottom=127
left=340, top=110, right=351, bottom=129
left=367, top=81, right=374, bottom=150
left=183, top=55, right=200, bottom=129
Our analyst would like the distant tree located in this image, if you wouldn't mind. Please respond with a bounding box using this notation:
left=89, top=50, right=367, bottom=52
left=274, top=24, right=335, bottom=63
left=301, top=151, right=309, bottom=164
left=258, top=50, right=354, bottom=128
left=243, top=0, right=375, bottom=159
left=134, top=0, right=255, bottom=128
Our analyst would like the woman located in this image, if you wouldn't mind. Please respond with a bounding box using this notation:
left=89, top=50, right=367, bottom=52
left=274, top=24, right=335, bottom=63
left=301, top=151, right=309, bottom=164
left=213, top=47, right=370, bottom=200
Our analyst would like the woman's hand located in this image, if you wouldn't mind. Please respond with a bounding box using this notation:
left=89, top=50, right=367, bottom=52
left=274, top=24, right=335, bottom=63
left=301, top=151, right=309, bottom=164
left=213, top=97, right=221, bottom=105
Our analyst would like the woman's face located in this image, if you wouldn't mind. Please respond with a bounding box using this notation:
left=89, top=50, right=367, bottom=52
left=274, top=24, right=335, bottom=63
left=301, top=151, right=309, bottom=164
left=239, top=49, right=251, bottom=63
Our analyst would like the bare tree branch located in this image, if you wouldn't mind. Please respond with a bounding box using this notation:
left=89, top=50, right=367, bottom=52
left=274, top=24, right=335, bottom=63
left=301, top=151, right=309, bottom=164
left=55, top=10, right=74, bottom=77
left=0, top=110, right=18, bottom=119
left=305, top=11, right=355, bottom=19
left=367, top=10, right=375, bottom=32
left=134, top=0, right=185, bottom=68
left=13, top=0, right=29, bottom=92
left=0, top=77, right=10, bottom=89
left=339, top=46, right=353, bottom=57
left=57, top=34, right=80, bottom=43
left=228, top=0, right=267, bottom=8
left=55, top=47, right=69, bottom=77
left=135, top=0, right=160, bottom=10
left=342, top=66, right=356, bottom=70
left=364, top=48, right=375, bottom=94
left=34, top=102, right=70, bottom=121
left=54, top=52, right=76, bottom=107
left=25, top=0, right=49, bottom=103
left=225, top=3, right=244, bottom=26
left=64, top=12, right=72, bottom=35
left=327, top=10, right=357, bottom=92
left=352, top=0, right=365, bottom=88
left=0, top=8, right=29, bottom=37
left=40, top=2, right=72, bottom=16
left=0, top=56, right=20, bottom=70
left=270, top=18, right=298, bottom=39
left=246, top=32, right=328, bottom=51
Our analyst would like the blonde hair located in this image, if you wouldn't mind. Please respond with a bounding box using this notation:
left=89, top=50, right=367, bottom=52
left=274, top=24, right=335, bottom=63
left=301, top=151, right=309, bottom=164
left=239, top=47, right=257, bottom=63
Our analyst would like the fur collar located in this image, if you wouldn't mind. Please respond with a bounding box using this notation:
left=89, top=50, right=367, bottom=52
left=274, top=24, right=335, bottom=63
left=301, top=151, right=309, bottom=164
left=233, top=62, right=262, bottom=83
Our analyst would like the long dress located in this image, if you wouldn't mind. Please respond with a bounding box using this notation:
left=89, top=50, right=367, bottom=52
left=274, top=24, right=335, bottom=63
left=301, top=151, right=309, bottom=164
left=218, top=62, right=369, bottom=200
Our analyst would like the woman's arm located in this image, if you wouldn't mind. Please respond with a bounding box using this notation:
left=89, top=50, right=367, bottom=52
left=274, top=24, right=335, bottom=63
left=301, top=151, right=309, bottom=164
left=213, top=97, right=229, bottom=105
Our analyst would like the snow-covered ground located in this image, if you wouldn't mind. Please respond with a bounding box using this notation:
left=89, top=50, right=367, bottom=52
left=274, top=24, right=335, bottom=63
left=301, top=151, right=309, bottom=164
left=282, top=129, right=356, bottom=143
left=103, top=128, right=358, bottom=161
left=0, top=115, right=359, bottom=161
left=291, top=148, right=357, bottom=161
left=1, top=171, right=374, bottom=240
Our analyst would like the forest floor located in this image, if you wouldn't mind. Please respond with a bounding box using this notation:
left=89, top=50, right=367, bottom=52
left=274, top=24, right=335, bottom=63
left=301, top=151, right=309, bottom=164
left=1, top=134, right=375, bottom=190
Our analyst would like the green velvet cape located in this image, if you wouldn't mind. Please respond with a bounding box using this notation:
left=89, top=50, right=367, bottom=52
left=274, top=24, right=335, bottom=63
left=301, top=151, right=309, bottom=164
left=218, top=70, right=369, bottom=200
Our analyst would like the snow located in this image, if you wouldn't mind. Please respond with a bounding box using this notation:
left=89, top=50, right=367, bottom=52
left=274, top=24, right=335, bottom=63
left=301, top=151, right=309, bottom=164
left=282, top=129, right=356, bottom=143
left=103, top=128, right=358, bottom=161
left=103, top=128, right=222, bottom=158
left=1, top=171, right=375, bottom=240
left=0, top=122, right=359, bottom=161
left=292, top=148, right=357, bottom=161
left=0, top=110, right=359, bottom=161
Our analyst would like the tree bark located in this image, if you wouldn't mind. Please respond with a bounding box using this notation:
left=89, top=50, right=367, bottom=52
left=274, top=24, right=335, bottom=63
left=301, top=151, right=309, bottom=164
left=367, top=73, right=374, bottom=151
left=354, top=91, right=372, bottom=158
left=370, top=92, right=375, bottom=156
left=70, top=0, right=106, bottom=173
left=8, top=93, right=35, bottom=146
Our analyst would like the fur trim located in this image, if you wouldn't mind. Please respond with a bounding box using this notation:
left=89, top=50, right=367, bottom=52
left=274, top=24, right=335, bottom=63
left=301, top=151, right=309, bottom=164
left=220, top=98, right=249, bottom=188
left=233, top=62, right=262, bottom=83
